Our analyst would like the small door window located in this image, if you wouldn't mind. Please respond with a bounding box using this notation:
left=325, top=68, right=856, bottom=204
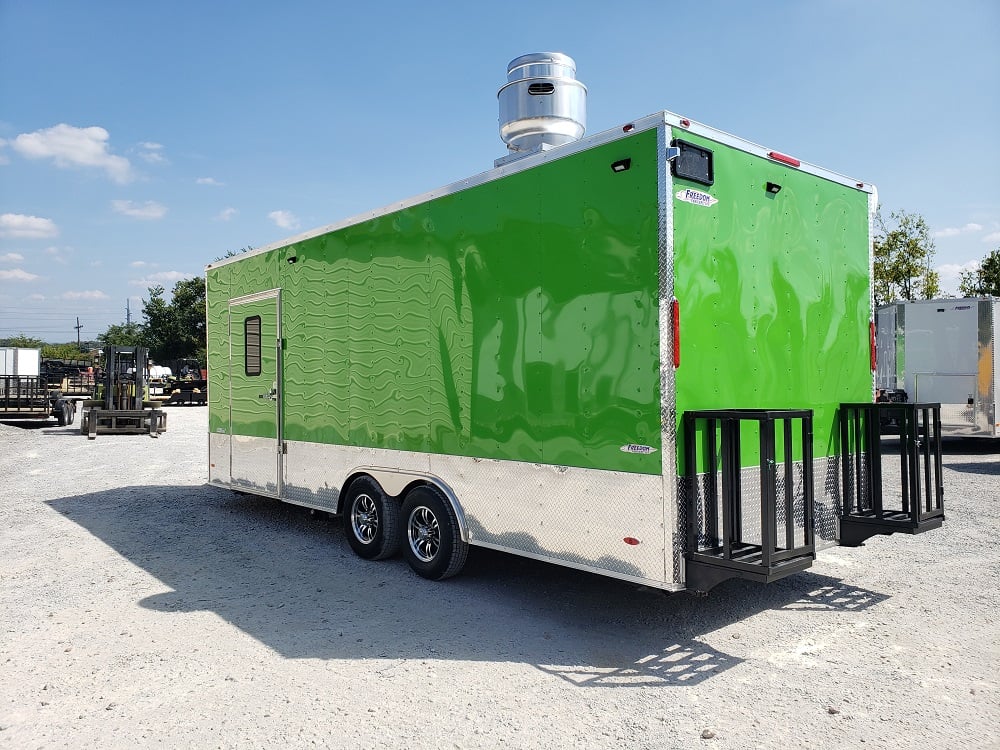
left=244, top=316, right=262, bottom=376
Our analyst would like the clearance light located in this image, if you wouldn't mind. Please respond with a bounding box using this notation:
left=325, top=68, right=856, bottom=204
left=679, top=118, right=691, bottom=128
left=767, top=151, right=801, bottom=167
left=623, top=123, right=635, bottom=133
left=623, top=537, right=641, bottom=546
left=672, top=298, right=681, bottom=368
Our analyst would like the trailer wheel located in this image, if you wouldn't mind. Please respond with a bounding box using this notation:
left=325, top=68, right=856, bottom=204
left=344, top=477, right=400, bottom=561
left=56, top=402, right=73, bottom=426
left=401, top=485, right=468, bottom=581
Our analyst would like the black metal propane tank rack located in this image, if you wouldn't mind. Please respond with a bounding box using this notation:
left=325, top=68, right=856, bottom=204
left=682, top=403, right=945, bottom=594
left=839, top=402, right=944, bottom=546
left=683, top=409, right=816, bottom=594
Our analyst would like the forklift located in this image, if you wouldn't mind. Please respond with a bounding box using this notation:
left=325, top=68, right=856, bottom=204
left=80, top=346, right=167, bottom=439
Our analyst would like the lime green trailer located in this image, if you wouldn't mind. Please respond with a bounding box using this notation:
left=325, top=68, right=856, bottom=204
left=206, top=109, right=907, bottom=592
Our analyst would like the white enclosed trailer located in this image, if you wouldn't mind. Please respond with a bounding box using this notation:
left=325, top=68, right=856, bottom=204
left=876, top=297, right=999, bottom=438
left=0, top=347, right=41, bottom=377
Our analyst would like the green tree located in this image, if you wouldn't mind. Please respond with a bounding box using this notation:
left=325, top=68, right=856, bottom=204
left=41, top=343, right=88, bottom=360
left=872, top=209, right=940, bottom=305
left=215, top=245, right=254, bottom=262
left=0, top=334, right=44, bottom=348
left=97, top=322, right=145, bottom=347
left=141, top=277, right=206, bottom=364
left=958, top=247, right=1000, bottom=297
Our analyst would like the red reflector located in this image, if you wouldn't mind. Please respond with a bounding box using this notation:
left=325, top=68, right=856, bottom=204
left=623, top=537, right=641, bottom=546
left=679, top=118, right=691, bottom=128
left=870, top=321, right=876, bottom=371
left=767, top=151, right=801, bottom=167
left=672, top=298, right=681, bottom=368
left=623, top=123, right=635, bottom=133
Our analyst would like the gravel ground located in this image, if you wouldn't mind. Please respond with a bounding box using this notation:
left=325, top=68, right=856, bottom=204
left=1, top=407, right=997, bottom=749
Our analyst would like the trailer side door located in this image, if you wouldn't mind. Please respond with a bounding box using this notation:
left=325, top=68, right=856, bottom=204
left=229, top=290, right=282, bottom=495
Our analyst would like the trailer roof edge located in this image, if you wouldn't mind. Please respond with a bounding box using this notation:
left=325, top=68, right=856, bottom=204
left=207, top=110, right=874, bottom=271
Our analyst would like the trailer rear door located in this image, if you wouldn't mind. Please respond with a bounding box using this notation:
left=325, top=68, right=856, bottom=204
left=229, top=290, right=282, bottom=495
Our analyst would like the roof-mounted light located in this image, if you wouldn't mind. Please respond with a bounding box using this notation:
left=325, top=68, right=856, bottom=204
left=767, top=151, right=801, bottom=167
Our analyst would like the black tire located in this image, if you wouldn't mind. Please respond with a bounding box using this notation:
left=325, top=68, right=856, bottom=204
left=56, top=402, right=72, bottom=426
left=400, top=484, right=468, bottom=580
left=66, top=402, right=76, bottom=426
left=343, top=476, right=400, bottom=561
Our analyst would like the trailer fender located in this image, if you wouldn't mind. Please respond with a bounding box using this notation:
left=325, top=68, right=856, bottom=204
left=340, top=468, right=470, bottom=544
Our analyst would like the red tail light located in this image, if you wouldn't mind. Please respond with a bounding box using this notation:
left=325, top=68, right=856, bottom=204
left=869, top=321, right=876, bottom=371
left=672, top=298, right=681, bottom=368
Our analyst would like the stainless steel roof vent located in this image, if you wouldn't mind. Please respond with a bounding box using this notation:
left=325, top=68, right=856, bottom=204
left=496, top=52, right=586, bottom=167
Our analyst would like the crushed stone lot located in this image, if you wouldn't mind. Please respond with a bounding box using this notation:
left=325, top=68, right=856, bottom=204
left=1, top=407, right=997, bottom=749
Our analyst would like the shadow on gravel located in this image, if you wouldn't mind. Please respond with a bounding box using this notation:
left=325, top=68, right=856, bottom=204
left=48, top=485, right=887, bottom=689
left=945, top=461, right=1000, bottom=475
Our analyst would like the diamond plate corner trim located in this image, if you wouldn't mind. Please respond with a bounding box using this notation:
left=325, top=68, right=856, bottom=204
left=657, top=121, right=682, bottom=588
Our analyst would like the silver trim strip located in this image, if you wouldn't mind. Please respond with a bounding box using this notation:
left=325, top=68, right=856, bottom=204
left=657, top=122, right=681, bottom=582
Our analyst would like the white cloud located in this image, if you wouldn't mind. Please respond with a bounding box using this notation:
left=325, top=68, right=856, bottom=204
left=268, top=210, right=299, bottom=230
left=0, top=268, right=39, bottom=281
left=138, top=142, right=167, bottom=165
left=28, top=293, right=45, bottom=301
left=197, top=177, right=223, bottom=186
left=216, top=207, right=238, bottom=221
left=112, top=199, right=168, bottom=220
left=44, top=245, right=71, bottom=265
left=983, top=231, right=1000, bottom=244
left=0, top=213, right=59, bottom=238
left=934, top=222, right=984, bottom=239
left=12, top=124, right=133, bottom=183
left=130, top=260, right=155, bottom=268
left=0, top=139, right=8, bottom=165
left=129, top=270, right=190, bottom=287
left=1, top=252, right=25, bottom=263
left=62, top=290, right=109, bottom=300
left=936, top=260, right=980, bottom=294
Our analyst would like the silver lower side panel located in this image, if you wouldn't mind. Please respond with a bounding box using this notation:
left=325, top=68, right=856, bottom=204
left=215, top=437, right=674, bottom=588
left=209, top=435, right=853, bottom=590
left=208, top=432, right=230, bottom=487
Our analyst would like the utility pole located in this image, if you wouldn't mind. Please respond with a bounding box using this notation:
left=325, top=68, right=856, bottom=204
left=74, top=317, right=83, bottom=349
left=126, top=299, right=132, bottom=325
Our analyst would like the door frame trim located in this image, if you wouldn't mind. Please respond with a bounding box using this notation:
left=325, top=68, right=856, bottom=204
left=229, top=288, right=283, bottom=494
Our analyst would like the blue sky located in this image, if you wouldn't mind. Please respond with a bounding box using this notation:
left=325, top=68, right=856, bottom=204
left=1, top=0, right=997, bottom=341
